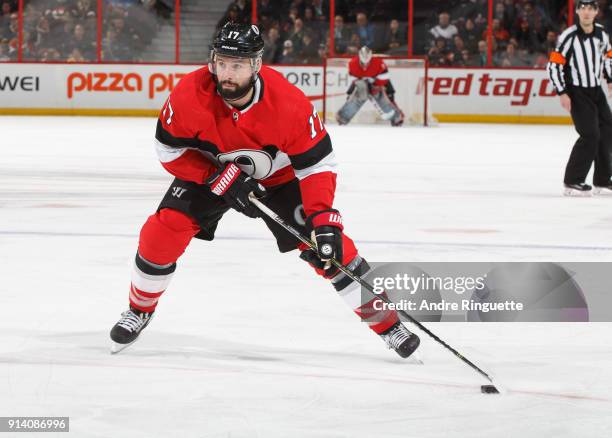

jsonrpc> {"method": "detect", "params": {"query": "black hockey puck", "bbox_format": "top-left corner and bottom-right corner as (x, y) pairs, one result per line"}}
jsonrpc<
(481, 384), (500, 394)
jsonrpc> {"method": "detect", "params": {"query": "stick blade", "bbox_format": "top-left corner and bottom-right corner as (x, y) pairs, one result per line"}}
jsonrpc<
(481, 384), (500, 394)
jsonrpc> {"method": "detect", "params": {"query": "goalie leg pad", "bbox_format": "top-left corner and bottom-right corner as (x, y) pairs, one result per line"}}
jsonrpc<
(369, 90), (404, 126)
(336, 80), (369, 125)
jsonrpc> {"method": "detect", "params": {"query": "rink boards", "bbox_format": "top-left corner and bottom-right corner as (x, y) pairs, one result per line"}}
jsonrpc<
(0, 62), (592, 123)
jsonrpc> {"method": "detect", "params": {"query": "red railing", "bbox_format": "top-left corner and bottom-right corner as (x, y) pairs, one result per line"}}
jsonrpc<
(8, 0), (576, 67)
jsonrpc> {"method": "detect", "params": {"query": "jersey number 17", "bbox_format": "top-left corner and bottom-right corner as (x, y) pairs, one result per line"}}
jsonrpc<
(308, 106), (324, 139)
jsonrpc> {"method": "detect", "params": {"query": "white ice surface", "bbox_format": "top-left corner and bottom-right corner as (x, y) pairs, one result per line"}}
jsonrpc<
(0, 117), (611, 437)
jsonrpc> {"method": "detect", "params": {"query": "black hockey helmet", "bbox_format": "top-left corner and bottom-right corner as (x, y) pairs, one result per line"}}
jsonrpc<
(576, 0), (598, 9)
(209, 22), (265, 101)
(212, 22), (264, 59)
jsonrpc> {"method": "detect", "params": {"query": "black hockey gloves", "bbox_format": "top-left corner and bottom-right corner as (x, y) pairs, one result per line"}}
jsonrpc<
(300, 209), (344, 277)
(207, 162), (266, 218)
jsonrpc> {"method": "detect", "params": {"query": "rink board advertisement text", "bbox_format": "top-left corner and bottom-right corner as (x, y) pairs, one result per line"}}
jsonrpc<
(0, 63), (575, 122)
(362, 262), (612, 322)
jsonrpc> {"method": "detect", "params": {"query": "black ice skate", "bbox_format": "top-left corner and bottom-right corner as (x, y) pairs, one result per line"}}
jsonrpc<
(110, 307), (154, 354)
(380, 322), (420, 358)
(563, 183), (592, 197)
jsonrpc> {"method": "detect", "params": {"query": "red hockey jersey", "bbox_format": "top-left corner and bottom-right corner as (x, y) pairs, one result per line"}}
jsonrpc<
(348, 56), (390, 86)
(155, 65), (336, 216)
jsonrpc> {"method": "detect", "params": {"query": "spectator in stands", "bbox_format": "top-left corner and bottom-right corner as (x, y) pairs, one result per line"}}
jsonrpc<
(456, 0), (486, 22)
(281, 5), (300, 36)
(316, 42), (326, 63)
(460, 48), (479, 66)
(299, 31), (318, 63)
(0, 37), (10, 61)
(35, 16), (51, 52)
(290, 17), (306, 53)
(428, 36), (450, 66)
(54, 20), (77, 59)
(67, 47), (85, 62)
(516, 0), (544, 39)
(217, 4), (241, 30)
(460, 18), (480, 53)
(382, 18), (406, 53)
(430, 11), (458, 43)
(477, 39), (487, 66)
(370, 0), (393, 21)
(355, 12), (374, 48)
(23, 3), (42, 34)
(540, 30), (557, 55)
(258, 0), (278, 24)
(494, 1), (512, 30)
(83, 9), (97, 38)
(514, 18), (538, 54)
(452, 35), (466, 60)
(346, 32), (361, 54)
(71, 0), (95, 20)
(0, 1), (13, 33)
(502, 0), (517, 28)
(303, 6), (318, 34)
(280, 39), (296, 63)
(230, 0), (250, 24)
(263, 26), (282, 64)
(47, 1), (73, 32)
(333, 15), (351, 54)
(66, 23), (95, 60)
(1, 11), (15, 41)
(0, 1), (11, 16)
(498, 40), (522, 67)
(490, 18), (510, 50)
(103, 27), (131, 61)
(40, 47), (61, 61)
(312, 0), (327, 23)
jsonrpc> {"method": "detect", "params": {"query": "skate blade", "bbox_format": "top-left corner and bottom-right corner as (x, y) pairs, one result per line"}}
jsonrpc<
(593, 188), (612, 196)
(409, 350), (424, 365)
(563, 188), (592, 197)
(110, 340), (138, 355)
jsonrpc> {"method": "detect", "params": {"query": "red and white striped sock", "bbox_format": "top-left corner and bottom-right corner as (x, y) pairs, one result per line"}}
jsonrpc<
(129, 252), (176, 313)
(331, 255), (399, 334)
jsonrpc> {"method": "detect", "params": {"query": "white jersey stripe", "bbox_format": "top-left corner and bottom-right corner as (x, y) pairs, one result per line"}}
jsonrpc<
(155, 138), (187, 163)
(293, 151), (338, 180)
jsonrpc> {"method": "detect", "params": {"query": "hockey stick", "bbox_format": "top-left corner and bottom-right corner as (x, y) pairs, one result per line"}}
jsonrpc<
(249, 194), (500, 394)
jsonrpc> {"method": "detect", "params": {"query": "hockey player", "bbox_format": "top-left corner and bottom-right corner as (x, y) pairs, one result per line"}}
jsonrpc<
(110, 23), (420, 358)
(336, 46), (404, 126)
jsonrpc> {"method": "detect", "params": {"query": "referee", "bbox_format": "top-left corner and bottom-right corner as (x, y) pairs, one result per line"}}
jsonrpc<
(547, 0), (612, 196)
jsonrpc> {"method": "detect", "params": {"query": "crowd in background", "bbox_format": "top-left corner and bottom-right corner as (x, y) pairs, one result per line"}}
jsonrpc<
(216, 0), (576, 66)
(421, 0), (570, 67)
(0, 0), (170, 62)
(4, 0), (612, 66)
(226, 0), (411, 64)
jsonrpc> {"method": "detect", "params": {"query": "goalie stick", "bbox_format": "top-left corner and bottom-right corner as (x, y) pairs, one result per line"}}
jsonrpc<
(249, 193), (500, 394)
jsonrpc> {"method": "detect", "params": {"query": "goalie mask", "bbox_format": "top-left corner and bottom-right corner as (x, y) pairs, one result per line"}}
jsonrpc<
(358, 46), (373, 68)
(209, 22), (265, 101)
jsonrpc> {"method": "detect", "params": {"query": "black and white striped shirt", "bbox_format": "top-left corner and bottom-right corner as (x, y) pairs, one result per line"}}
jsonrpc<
(547, 23), (612, 95)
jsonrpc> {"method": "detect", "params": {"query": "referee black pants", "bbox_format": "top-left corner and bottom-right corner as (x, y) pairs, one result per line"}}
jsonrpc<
(565, 86), (612, 186)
